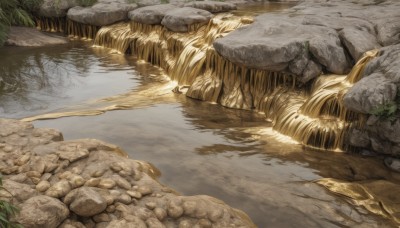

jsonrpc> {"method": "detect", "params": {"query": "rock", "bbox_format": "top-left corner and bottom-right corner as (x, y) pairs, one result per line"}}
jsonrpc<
(46, 179), (71, 198)
(146, 217), (164, 228)
(154, 207), (167, 221)
(66, 187), (107, 217)
(1, 180), (36, 202)
(93, 213), (111, 223)
(106, 218), (146, 228)
(127, 190), (142, 199)
(128, 4), (177, 25)
(384, 157), (400, 173)
(18, 196), (69, 228)
(98, 178), (116, 189)
(167, 199), (184, 218)
(137, 185), (153, 196)
(38, 0), (78, 17)
(36, 180), (51, 192)
(184, 1), (237, 13)
(339, 28), (381, 61)
(67, 2), (138, 26)
(58, 146), (89, 162)
(5, 27), (68, 47)
(375, 17), (400, 46)
(161, 7), (213, 32)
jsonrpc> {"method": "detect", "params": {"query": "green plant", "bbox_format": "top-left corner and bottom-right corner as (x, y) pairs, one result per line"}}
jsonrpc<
(0, 175), (22, 228)
(370, 91), (400, 121)
(76, 0), (97, 7)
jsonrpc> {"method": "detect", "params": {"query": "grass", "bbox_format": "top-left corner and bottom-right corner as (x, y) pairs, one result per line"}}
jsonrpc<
(0, 175), (22, 228)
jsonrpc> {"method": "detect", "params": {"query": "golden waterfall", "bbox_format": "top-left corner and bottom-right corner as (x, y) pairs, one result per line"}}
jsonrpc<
(33, 14), (378, 152)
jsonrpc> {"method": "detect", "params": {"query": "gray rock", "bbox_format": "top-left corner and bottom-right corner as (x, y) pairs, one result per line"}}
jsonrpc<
(65, 187), (107, 217)
(67, 2), (138, 26)
(128, 4), (177, 25)
(339, 28), (381, 61)
(136, 0), (162, 7)
(38, 0), (78, 17)
(184, 1), (237, 13)
(375, 16), (400, 46)
(18, 196), (69, 228)
(161, 7), (213, 32)
(5, 27), (67, 47)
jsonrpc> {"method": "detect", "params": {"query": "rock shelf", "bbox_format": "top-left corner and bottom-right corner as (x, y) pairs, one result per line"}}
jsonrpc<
(0, 118), (255, 227)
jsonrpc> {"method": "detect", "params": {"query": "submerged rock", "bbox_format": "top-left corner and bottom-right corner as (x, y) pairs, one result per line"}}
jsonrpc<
(0, 118), (256, 227)
(5, 27), (68, 47)
(161, 7), (213, 32)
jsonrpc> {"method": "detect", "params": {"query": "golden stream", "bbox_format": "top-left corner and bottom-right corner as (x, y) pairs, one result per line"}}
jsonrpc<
(30, 15), (400, 224)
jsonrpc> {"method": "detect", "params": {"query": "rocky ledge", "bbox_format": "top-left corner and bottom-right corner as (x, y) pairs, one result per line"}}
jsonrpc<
(5, 27), (68, 47)
(0, 118), (255, 227)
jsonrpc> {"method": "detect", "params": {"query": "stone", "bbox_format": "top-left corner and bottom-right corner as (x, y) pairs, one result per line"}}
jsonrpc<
(146, 217), (165, 228)
(67, 2), (138, 26)
(36, 180), (51, 192)
(98, 178), (116, 189)
(115, 193), (132, 204)
(138, 185), (153, 196)
(17, 196), (69, 228)
(154, 207), (167, 221)
(106, 218), (146, 228)
(46, 179), (71, 198)
(5, 27), (68, 47)
(184, 1), (237, 13)
(339, 28), (381, 61)
(128, 4), (177, 25)
(38, 0), (78, 17)
(127, 190), (142, 199)
(161, 7), (213, 32)
(58, 148), (89, 163)
(167, 199), (184, 218)
(93, 213), (111, 223)
(66, 187), (107, 217)
(384, 157), (400, 173)
(375, 17), (400, 46)
(2, 180), (36, 202)
(114, 175), (131, 189)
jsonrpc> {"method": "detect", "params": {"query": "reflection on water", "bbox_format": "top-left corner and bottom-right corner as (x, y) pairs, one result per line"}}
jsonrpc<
(1, 18), (400, 228)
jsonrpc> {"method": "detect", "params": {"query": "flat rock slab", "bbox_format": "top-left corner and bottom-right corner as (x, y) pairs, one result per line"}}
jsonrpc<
(161, 7), (213, 32)
(5, 27), (68, 47)
(68, 1), (138, 26)
(184, 1), (237, 13)
(128, 4), (178, 25)
(213, 0), (400, 82)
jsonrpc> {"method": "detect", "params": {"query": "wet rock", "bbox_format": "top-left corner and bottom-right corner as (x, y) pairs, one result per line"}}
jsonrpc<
(66, 187), (107, 217)
(5, 27), (68, 47)
(17, 195), (69, 228)
(184, 1), (237, 13)
(68, 1), (138, 26)
(128, 4), (177, 25)
(161, 7), (213, 32)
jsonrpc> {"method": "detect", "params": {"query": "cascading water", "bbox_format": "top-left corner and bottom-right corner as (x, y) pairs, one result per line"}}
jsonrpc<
(32, 14), (378, 152)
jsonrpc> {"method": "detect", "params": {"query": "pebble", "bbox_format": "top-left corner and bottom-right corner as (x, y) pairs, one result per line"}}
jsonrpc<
(36, 180), (51, 192)
(138, 185), (153, 196)
(127, 190), (142, 199)
(145, 202), (157, 210)
(85, 178), (100, 187)
(154, 208), (167, 221)
(98, 178), (116, 189)
(93, 213), (111, 223)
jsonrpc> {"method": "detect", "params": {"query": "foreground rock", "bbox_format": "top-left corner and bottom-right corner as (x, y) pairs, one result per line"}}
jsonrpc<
(0, 118), (255, 227)
(5, 27), (68, 47)
(161, 7), (214, 32)
(214, 0), (399, 83)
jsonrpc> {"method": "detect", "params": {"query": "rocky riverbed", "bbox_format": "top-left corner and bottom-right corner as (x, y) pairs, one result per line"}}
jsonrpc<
(0, 118), (255, 227)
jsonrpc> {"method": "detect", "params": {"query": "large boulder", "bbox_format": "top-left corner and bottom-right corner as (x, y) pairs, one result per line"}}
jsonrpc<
(67, 1), (138, 26)
(184, 1), (237, 13)
(161, 7), (213, 32)
(128, 4), (177, 25)
(17, 196), (69, 228)
(38, 0), (78, 17)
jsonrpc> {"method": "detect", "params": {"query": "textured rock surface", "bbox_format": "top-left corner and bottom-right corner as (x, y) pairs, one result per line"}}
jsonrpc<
(0, 118), (255, 227)
(161, 7), (213, 32)
(213, 0), (400, 83)
(68, 0), (138, 26)
(184, 1), (237, 13)
(38, 0), (78, 17)
(5, 27), (68, 47)
(128, 4), (177, 25)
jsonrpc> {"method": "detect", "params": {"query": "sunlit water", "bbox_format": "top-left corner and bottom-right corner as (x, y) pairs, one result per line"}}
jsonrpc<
(0, 4), (399, 228)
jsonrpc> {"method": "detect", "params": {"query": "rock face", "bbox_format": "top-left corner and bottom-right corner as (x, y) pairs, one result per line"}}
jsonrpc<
(344, 44), (400, 156)
(128, 4), (178, 25)
(161, 7), (213, 32)
(213, 0), (400, 83)
(5, 27), (68, 47)
(184, 1), (237, 13)
(68, 0), (138, 26)
(0, 118), (255, 227)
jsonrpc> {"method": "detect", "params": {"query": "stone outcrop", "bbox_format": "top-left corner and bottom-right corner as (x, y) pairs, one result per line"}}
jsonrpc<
(184, 1), (237, 13)
(68, 0), (138, 26)
(344, 44), (400, 156)
(213, 0), (400, 83)
(161, 7), (214, 32)
(128, 4), (178, 25)
(5, 27), (68, 47)
(38, 0), (78, 17)
(0, 118), (255, 227)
